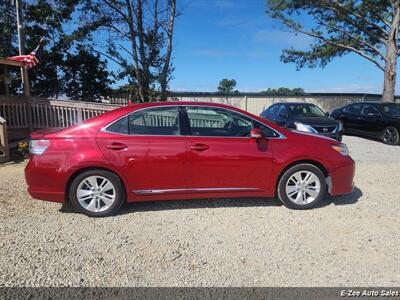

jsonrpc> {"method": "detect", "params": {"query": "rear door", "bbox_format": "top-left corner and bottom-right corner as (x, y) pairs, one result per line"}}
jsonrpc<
(183, 105), (276, 193)
(96, 106), (189, 196)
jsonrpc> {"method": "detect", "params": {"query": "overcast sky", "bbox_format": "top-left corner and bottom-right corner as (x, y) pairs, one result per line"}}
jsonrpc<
(167, 0), (399, 94)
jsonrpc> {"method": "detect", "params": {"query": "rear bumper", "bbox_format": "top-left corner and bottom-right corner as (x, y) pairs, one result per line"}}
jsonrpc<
(27, 187), (65, 203)
(329, 156), (355, 196)
(25, 156), (68, 203)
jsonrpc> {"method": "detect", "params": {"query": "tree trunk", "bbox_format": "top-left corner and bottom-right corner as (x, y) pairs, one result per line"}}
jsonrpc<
(160, 0), (176, 101)
(382, 2), (399, 102)
(382, 52), (397, 102)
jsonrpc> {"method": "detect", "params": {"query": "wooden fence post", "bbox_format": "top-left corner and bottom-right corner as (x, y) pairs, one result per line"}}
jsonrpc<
(0, 116), (10, 163)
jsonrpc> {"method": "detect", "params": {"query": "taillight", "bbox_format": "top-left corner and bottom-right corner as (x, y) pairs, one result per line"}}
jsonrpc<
(29, 139), (50, 155)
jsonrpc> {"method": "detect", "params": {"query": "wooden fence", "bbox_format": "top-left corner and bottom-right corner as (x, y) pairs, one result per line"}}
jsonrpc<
(0, 96), (120, 130)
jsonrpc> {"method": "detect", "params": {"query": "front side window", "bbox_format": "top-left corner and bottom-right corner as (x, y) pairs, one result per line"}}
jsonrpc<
(277, 105), (289, 117)
(129, 107), (181, 135)
(254, 121), (279, 137)
(186, 106), (253, 137)
(265, 105), (278, 117)
(362, 105), (379, 116)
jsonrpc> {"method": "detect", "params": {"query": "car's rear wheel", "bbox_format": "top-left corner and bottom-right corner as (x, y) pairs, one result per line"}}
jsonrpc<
(277, 164), (327, 209)
(69, 170), (125, 217)
(381, 126), (400, 145)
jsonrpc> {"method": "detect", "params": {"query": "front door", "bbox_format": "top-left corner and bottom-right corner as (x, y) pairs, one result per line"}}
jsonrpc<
(183, 106), (275, 193)
(359, 104), (385, 137)
(96, 106), (188, 195)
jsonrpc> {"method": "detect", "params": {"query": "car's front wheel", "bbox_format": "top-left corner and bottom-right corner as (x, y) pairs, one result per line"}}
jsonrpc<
(381, 126), (400, 145)
(277, 164), (327, 209)
(69, 169), (125, 217)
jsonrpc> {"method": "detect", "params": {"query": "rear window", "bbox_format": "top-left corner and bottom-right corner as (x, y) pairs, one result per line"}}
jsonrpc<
(345, 104), (362, 114)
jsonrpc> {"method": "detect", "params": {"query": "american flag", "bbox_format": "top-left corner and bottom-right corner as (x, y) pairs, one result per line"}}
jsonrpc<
(8, 38), (45, 68)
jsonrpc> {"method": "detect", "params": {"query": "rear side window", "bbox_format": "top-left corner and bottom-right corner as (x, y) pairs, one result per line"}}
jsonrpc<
(129, 107), (180, 135)
(106, 116), (129, 134)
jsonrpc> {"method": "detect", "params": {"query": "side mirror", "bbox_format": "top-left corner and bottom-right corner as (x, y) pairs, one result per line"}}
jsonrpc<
(325, 112), (330, 116)
(250, 128), (265, 140)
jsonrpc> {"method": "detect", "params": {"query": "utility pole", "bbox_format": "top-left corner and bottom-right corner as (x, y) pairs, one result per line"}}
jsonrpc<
(15, 0), (30, 96)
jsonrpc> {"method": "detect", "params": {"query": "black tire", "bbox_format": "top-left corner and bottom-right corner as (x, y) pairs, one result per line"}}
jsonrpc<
(277, 163), (327, 210)
(69, 169), (125, 217)
(381, 126), (400, 145)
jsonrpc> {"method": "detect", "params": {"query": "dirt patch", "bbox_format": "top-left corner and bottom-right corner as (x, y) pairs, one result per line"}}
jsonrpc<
(0, 136), (399, 286)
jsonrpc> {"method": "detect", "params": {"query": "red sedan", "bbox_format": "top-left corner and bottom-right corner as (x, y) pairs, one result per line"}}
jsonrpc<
(25, 102), (355, 217)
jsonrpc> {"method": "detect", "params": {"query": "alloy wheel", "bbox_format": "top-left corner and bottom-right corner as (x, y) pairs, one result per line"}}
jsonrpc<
(285, 171), (321, 205)
(76, 176), (116, 212)
(382, 127), (400, 145)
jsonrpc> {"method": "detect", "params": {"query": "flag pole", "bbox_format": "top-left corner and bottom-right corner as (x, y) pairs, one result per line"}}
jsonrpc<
(15, 0), (30, 96)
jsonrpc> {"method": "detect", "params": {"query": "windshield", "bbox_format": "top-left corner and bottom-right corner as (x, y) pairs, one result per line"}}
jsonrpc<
(288, 104), (325, 117)
(379, 103), (400, 116)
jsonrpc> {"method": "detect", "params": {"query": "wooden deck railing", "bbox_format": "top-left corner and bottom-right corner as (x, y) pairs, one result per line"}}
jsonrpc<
(0, 96), (120, 130)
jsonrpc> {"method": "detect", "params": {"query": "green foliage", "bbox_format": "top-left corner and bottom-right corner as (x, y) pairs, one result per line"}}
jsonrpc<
(261, 87), (305, 95)
(0, 0), (113, 100)
(218, 78), (237, 93)
(266, 0), (397, 71)
(63, 45), (114, 101)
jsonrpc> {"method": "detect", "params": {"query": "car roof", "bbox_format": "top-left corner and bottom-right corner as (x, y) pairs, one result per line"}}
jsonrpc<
(272, 102), (318, 106)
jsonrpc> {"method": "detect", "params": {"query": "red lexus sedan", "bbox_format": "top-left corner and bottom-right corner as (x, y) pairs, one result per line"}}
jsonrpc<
(25, 102), (355, 217)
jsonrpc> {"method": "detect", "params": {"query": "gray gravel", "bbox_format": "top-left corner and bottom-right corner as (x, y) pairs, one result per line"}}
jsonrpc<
(0, 136), (399, 287)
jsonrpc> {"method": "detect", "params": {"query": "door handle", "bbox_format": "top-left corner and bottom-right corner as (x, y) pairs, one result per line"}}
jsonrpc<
(190, 143), (209, 151)
(106, 142), (127, 150)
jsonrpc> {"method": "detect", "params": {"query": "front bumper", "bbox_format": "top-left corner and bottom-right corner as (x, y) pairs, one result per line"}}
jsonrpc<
(321, 132), (342, 141)
(329, 156), (355, 196)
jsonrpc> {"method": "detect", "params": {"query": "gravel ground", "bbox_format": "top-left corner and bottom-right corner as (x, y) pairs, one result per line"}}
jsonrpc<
(0, 136), (399, 287)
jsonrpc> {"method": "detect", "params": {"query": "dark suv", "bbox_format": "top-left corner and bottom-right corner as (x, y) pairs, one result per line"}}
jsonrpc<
(330, 102), (400, 145)
(260, 102), (343, 141)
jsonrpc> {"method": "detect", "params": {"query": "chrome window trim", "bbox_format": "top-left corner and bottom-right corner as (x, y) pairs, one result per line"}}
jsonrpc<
(133, 187), (262, 195)
(101, 104), (286, 139)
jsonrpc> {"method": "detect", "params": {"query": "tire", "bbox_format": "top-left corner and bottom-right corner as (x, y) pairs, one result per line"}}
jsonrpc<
(277, 163), (327, 210)
(69, 169), (125, 217)
(381, 126), (400, 145)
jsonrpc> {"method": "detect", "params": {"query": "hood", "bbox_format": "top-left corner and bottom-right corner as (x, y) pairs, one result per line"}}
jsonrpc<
(293, 116), (338, 126)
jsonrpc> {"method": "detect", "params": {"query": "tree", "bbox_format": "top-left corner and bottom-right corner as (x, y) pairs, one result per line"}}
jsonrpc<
(63, 45), (114, 101)
(266, 0), (400, 102)
(1, 0), (113, 100)
(218, 78), (237, 93)
(80, 0), (178, 102)
(262, 87), (305, 95)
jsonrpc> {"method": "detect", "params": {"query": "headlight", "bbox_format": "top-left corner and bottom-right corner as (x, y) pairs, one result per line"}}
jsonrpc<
(294, 121), (318, 133)
(331, 143), (349, 156)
